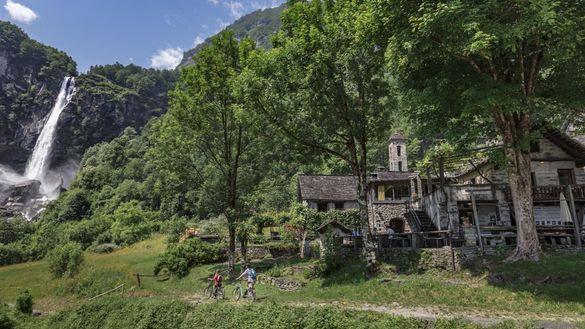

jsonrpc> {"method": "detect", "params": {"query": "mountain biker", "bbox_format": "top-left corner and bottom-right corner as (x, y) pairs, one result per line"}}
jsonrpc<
(236, 264), (256, 296)
(212, 270), (222, 295)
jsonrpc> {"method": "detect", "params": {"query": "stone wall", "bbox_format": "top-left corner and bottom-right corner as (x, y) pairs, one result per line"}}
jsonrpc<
(368, 203), (411, 234)
(377, 247), (480, 272)
(235, 244), (299, 260)
(257, 275), (305, 291)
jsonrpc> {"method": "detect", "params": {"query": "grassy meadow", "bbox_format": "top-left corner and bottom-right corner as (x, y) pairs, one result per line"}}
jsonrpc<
(1, 236), (585, 328)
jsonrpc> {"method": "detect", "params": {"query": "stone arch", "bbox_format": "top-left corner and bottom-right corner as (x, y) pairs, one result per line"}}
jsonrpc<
(389, 217), (406, 233)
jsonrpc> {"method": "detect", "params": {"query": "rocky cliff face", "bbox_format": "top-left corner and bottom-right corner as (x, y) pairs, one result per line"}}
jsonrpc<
(0, 21), (176, 176)
(50, 74), (169, 168)
(0, 21), (77, 173)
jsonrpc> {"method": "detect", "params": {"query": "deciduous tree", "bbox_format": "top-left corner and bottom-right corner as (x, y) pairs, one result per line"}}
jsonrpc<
(378, 0), (585, 260)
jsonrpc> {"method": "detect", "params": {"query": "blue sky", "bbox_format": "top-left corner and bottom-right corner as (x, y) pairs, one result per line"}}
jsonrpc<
(1, 0), (284, 72)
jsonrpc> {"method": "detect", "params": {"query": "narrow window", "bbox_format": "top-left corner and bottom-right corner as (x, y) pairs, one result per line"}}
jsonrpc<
(398, 161), (403, 172)
(397, 145), (401, 157)
(531, 172), (537, 187)
(335, 202), (344, 210)
(317, 203), (328, 212)
(377, 185), (385, 201)
(558, 169), (575, 186)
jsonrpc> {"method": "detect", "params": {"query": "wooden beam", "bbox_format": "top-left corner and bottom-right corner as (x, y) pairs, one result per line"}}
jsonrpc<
(470, 191), (484, 252)
(439, 157), (445, 189)
(566, 185), (582, 249)
(426, 168), (432, 194)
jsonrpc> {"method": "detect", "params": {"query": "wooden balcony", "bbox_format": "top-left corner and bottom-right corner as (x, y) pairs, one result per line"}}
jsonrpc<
(505, 185), (585, 202)
(533, 185), (585, 201)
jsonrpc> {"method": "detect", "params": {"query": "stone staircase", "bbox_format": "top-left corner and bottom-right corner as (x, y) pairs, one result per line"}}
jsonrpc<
(405, 209), (438, 232)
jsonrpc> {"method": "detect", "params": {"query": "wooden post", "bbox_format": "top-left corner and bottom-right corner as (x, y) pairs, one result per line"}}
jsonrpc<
(470, 191), (484, 253)
(439, 157), (445, 190)
(448, 232), (456, 271)
(566, 185), (582, 249)
(135, 273), (141, 288)
(426, 168), (432, 194)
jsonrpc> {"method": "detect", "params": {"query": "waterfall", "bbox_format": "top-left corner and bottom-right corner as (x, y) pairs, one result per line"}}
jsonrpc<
(24, 77), (75, 185)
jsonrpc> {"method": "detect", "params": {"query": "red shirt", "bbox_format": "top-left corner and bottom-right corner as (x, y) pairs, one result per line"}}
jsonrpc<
(213, 273), (222, 286)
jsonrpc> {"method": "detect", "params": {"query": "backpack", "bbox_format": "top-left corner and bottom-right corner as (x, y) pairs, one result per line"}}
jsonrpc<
(248, 268), (256, 280)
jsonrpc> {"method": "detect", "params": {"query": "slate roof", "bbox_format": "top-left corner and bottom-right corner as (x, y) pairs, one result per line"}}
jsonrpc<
(451, 129), (585, 178)
(389, 132), (406, 141)
(545, 129), (585, 167)
(316, 220), (352, 234)
(298, 175), (358, 202)
(367, 171), (415, 182)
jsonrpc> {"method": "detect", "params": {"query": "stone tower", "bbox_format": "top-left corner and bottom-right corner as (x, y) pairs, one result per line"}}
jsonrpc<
(388, 133), (408, 172)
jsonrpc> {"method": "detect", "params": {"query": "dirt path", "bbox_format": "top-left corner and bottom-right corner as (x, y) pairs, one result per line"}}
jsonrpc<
(183, 291), (580, 328)
(286, 301), (580, 329)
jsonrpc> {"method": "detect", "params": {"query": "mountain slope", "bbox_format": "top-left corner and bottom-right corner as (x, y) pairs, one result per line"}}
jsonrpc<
(0, 21), (77, 171)
(179, 4), (284, 67)
(0, 21), (177, 174)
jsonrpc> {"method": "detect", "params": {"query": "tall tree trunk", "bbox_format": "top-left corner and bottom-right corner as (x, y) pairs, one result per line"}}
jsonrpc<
(358, 173), (379, 278)
(497, 114), (542, 261)
(227, 226), (236, 275)
(240, 237), (248, 268)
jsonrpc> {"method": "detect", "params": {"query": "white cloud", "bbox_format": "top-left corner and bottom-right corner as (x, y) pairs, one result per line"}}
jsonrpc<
(150, 47), (183, 69)
(164, 15), (176, 27)
(193, 36), (205, 47)
(209, 0), (282, 20)
(225, 1), (245, 19)
(4, 0), (38, 24)
(250, 0), (279, 11)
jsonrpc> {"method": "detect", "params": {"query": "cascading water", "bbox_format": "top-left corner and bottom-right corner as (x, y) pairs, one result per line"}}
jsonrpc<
(24, 77), (75, 195)
(0, 77), (76, 219)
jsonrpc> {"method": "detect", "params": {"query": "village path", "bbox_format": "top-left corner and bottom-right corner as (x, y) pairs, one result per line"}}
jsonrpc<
(287, 301), (580, 329)
(184, 293), (580, 329)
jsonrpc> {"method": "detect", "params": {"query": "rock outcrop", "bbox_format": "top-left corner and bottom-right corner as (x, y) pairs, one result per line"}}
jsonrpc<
(0, 21), (77, 173)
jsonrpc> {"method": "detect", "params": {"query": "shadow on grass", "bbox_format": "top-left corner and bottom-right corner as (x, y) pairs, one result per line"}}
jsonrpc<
(462, 250), (585, 305)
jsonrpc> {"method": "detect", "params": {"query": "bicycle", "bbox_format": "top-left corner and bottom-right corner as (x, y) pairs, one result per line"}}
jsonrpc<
(204, 279), (224, 299)
(232, 280), (256, 302)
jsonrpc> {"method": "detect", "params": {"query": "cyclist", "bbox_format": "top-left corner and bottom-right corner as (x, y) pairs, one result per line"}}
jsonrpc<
(212, 270), (222, 296)
(236, 264), (256, 297)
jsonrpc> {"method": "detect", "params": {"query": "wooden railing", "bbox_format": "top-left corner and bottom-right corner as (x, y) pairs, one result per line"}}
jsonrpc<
(506, 185), (585, 201)
(571, 185), (585, 199)
(533, 186), (562, 201)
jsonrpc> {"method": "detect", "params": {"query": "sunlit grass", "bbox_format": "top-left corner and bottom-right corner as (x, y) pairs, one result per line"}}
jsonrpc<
(1, 236), (585, 322)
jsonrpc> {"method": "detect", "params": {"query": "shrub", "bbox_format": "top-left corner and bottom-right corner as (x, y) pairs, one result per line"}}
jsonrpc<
(264, 264), (287, 277)
(110, 201), (154, 245)
(15, 290), (33, 315)
(266, 242), (299, 258)
(47, 242), (84, 278)
(0, 216), (34, 244)
(66, 216), (112, 249)
(154, 238), (226, 278)
(87, 243), (119, 254)
(159, 216), (189, 243)
(0, 243), (25, 266)
(59, 270), (127, 298)
(0, 309), (13, 329)
(318, 232), (343, 276)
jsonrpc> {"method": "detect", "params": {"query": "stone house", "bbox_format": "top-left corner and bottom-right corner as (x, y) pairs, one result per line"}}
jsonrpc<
(298, 129), (585, 248)
(297, 175), (359, 211)
(298, 134), (428, 236)
(421, 129), (585, 246)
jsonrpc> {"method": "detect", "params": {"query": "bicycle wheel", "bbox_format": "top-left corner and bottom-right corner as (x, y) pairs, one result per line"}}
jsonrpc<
(204, 285), (213, 299)
(216, 286), (225, 299)
(232, 285), (241, 302)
